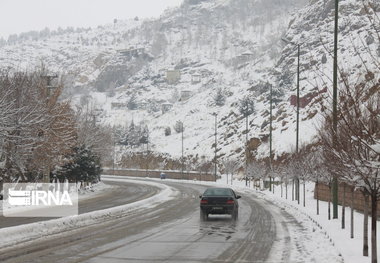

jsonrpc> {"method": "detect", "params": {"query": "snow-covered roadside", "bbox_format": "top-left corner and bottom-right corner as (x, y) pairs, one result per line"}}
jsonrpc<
(232, 184), (343, 263)
(218, 178), (377, 263)
(0, 176), (178, 249)
(133, 175), (372, 263)
(258, 182), (377, 263)
(0, 181), (115, 215)
(0, 174), (374, 263)
(78, 181), (115, 200)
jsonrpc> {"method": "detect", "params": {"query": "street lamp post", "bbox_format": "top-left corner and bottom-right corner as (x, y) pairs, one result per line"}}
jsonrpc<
(269, 84), (273, 192)
(282, 38), (301, 203)
(213, 113), (218, 182)
(296, 43), (301, 205)
(146, 132), (149, 177)
(42, 74), (58, 183)
(113, 127), (116, 172)
(181, 121), (184, 178)
(332, 0), (339, 220)
(245, 110), (249, 187)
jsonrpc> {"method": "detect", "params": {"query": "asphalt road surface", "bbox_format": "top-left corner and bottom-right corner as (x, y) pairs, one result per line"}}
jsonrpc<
(0, 180), (159, 228)
(0, 177), (338, 263)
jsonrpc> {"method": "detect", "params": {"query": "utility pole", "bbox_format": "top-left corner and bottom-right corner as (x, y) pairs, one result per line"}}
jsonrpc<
(296, 44), (300, 205)
(146, 132), (149, 177)
(269, 84), (273, 192)
(113, 126), (116, 172)
(42, 74), (58, 183)
(245, 108), (248, 187)
(281, 38), (302, 203)
(332, 0), (339, 219)
(214, 113), (217, 182)
(181, 121), (184, 178)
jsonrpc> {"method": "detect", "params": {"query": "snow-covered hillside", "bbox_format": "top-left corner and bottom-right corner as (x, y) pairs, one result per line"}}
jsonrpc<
(1, 0), (378, 165)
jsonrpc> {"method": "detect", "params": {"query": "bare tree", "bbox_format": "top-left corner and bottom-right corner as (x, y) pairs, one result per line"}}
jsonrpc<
(222, 157), (240, 185)
(286, 154), (302, 205)
(319, 71), (380, 260)
(197, 156), (212, 181)
(0, 69), (77, 182)
(75, 108), (113, 162)
(246, 160), (265, 189)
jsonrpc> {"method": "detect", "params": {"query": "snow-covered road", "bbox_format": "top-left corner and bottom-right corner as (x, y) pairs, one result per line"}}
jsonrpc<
(0, 179), (160, 228)
(0, 176), (343, 263)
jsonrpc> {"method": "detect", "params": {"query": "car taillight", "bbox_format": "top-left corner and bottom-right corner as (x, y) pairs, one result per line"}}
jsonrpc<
(200, 199), (208, 204)
(226, 200), (234, 204)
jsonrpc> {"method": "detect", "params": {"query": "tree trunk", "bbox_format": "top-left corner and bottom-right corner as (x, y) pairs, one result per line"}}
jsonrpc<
(351, 186), (354, 238)
(292, 179), (294, 201)
(371, 193), (377, 263)
(303, 180), (306, 207)
(296, 179), (299, 203)
(342, 183), (346, 229)
(297, 178), (300, 205)
(286, 181), (288, 199)
(269, 177), (272, 192)
(281, 181), (283, 198)
(328, 185), (332, 220)
(364, 192), (369, 257)
(316, 180), (320, 215)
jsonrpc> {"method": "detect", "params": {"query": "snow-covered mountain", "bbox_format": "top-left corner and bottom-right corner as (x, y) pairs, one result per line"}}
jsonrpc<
(1, 0), (378, 164)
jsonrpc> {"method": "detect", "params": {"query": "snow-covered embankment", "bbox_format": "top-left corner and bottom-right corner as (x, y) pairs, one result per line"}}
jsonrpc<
(0, 175), (178, 249)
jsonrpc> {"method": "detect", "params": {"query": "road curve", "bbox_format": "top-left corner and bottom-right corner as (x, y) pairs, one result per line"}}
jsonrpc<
(0, 180), (159, 228)
(0, 178), (284, 263)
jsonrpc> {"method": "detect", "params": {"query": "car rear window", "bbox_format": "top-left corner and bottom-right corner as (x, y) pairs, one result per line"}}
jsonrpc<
(203, 188), (233, 196)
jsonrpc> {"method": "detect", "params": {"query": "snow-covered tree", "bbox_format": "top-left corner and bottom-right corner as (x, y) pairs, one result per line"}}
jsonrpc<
(54, 145), (102, 184)
(127, 120), (141, 146)
(239, 95), (255, 117)
(245, 160), (267, 188)
(114, 121), (149, 148)
(147, 100), (160, 113)
(174, 120), (184, 133)
(139, 125), (149, 145)
(0, 69), (77, 182)
(222, 157), (240, 184)
(75, 108), (113, 161)
(127, 93), (138, 110)
(198, 155), (212, 180)
(165, 127), (171, 136)
(214, 88), (226, 106)
(319, 69), (380, 260)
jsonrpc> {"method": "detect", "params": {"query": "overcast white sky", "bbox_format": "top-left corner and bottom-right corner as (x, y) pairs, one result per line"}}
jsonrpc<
(0, 0), (183, 39)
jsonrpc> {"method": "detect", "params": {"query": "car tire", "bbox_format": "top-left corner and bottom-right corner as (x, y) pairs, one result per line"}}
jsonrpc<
(232, 209), (238, 221)
(200, 210), (208, 221)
